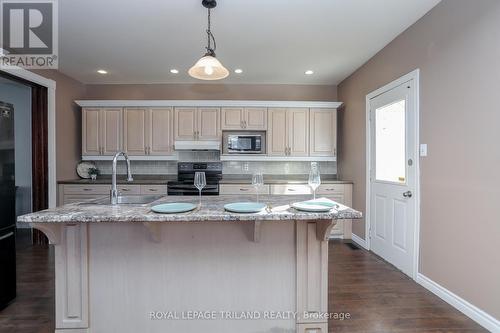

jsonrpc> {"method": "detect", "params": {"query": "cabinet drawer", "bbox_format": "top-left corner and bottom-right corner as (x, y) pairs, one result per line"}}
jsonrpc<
(117, 185), (141, 195)
(63, 195), (103, 205)
(220, 184), (269, 195)
(317, 184), (345, 195)
(63, 184), (111, 195)
(270, 184), (312, 195)
(140, 185), (168, 195)
(323, 194), (345, 205)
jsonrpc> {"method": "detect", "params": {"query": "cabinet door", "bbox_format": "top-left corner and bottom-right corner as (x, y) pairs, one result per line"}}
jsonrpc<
(123, 108), (147, 155)
(221, 108), (244, 130)
(288, 108), (309, 156)
(245, 108), (267, 130)
(82, 108), (101, 155)
(148, 108), (173, 155)
(175, 107), (196, 140)
(267, 108), (287, 156)
(101, 108), (122, 155)
(197, 108), (220, 140)
(309, 108), (337, 157)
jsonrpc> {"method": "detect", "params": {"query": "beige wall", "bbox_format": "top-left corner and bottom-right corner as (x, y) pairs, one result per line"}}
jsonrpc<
(338, 0), (500, 320)
(32, 70), (87, 181)
(85, 84), (337, 101)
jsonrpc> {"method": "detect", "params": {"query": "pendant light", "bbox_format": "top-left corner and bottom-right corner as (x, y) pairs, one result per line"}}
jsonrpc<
(188, 0), (229, 80)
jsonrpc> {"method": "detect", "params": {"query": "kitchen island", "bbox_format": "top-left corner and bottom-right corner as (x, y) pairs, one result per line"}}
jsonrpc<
(18, 195), (361, 333)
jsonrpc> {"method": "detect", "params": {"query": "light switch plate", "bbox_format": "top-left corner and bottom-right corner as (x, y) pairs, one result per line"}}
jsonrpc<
(420, 144), (428, 157)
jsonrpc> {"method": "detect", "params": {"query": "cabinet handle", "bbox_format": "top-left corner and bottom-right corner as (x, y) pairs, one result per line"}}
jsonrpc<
(121, 188), (130, 192)
(287, 188), (296, 192)
(83, 188), (92, 191)
(240, 121), (244, 129)
(148, 189), (158, 192)
(239, 188), (250, 191)
(325, 188), (335, 191)
(243, 120), (247, 128)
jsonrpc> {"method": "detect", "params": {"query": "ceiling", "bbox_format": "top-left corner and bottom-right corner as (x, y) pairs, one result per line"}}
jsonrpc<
(58, 0), (441, 85)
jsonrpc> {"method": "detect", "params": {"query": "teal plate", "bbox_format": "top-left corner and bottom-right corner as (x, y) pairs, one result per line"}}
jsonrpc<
(291, 200), (336, 212)
(151, 203), (197, 214)
(224, 202), (267, 213)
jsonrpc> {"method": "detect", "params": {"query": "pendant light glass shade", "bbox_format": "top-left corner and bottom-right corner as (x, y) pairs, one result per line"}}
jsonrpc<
(188, 55), (229, 80)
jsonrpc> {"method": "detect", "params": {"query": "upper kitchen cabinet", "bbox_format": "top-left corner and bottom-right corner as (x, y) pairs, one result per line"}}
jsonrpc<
(221, 107), (267, 130)
(124, 107), (174, 156)
(175, 107), (220, 140)
(175, 107), (197, 140)
(123, 108), (147, 155)
(221, 108), (244, 130)
(268, 108), (309, 156)
(82, 108), (122, 156)
(197, 108), (220, 140)
(287, 108), (309, 156)
(267, 108), (288, 156)
(148, 108), (174, 155)
(309, 108), (337, 157)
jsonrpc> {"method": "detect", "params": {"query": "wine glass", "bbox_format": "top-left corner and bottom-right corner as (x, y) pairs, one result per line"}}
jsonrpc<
(252, 172), (264, 202)
(308, 162), (321, 200)
(194, 172), (206, 206)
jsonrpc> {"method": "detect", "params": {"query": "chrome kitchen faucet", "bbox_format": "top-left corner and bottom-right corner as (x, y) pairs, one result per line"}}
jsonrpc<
(110, 151), (134, 204)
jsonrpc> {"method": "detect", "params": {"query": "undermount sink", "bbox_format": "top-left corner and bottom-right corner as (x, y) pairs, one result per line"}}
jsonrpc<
(80, 195), (163, 205)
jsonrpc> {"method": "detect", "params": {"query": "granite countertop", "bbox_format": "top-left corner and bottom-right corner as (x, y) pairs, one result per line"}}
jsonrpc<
(58, 174), (352, 185)
(18, 195), (362, 223)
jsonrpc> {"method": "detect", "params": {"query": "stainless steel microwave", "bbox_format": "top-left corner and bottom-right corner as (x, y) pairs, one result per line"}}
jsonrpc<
(222, 131), (266, 154)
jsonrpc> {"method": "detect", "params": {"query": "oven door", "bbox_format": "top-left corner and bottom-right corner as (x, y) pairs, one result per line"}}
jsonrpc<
(223, 132), (266, 154)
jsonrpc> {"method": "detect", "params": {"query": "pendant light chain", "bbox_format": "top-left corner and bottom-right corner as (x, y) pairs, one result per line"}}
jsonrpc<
(206, 8), (216, 56)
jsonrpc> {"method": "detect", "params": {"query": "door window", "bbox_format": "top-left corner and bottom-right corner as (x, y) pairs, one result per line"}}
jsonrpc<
(375, 99), (406, 184)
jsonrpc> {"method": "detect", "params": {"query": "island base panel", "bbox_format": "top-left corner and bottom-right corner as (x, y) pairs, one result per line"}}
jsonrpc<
(37, 221), (331, 333)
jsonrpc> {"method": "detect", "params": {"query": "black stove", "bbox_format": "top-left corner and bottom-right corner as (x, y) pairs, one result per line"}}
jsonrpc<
(167, 162), (222, 196)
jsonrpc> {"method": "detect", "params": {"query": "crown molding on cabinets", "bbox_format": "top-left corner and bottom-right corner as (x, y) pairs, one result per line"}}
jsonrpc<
(75, 100), (343, 109)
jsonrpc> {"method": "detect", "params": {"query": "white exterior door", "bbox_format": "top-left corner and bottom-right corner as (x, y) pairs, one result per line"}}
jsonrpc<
(369, 79), (417, 277)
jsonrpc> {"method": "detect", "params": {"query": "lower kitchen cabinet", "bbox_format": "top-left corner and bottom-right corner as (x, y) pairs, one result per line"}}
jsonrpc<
(219, 184), (270, 195)
(58, 184), (168, 205)
(270, 183), (352, 239)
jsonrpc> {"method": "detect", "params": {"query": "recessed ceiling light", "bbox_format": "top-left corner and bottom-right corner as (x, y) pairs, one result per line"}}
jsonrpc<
(170, 69), (179, 74)
(97, 69), (108, 74)
(234, 69), (243, 74)
(305, 70), (314, 75)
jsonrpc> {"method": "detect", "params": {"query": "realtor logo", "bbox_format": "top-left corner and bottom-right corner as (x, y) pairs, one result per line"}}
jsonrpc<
(0, 0), (58, 68)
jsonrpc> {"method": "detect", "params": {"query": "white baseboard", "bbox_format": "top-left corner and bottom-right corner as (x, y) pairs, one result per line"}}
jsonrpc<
(351, 233), (369, 250)
(417, 273), (500, 333)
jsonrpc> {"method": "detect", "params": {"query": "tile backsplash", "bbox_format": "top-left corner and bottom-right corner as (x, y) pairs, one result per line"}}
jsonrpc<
(94, 151), (336, 175)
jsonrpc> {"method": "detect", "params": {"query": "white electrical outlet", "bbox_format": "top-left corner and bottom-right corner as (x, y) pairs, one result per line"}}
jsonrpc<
(242, 162), (249, 172)
(420, 144), (428, 157)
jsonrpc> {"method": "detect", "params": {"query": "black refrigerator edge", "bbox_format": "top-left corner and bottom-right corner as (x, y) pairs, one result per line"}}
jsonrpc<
(0, 100), (16, 309)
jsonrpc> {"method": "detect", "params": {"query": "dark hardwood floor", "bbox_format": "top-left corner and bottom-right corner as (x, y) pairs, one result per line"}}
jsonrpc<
(0, 234), (487, 333)
(328, 240), (486, 333)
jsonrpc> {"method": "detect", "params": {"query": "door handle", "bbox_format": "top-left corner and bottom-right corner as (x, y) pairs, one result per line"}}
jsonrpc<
(403, 191), (412, 198)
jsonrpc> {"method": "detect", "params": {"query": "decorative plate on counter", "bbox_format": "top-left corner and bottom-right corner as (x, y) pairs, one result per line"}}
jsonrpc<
(224, 202), (267, 213)
(291, 198), (338, 212)
(151, 203), (197, 214)
(76, 161), (97, 179)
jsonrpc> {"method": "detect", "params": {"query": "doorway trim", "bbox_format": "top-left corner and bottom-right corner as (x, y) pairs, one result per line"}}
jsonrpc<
(1, 67), (57, 208)
(364, 69), (420, 279)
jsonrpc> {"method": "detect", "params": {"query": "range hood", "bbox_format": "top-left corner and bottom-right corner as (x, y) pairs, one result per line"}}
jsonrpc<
(174, 140), (221, 151)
